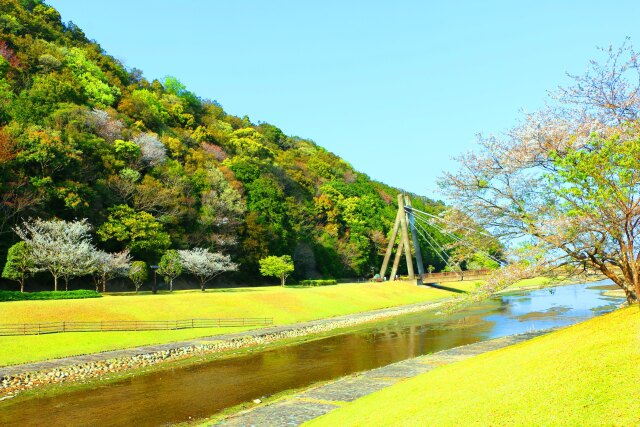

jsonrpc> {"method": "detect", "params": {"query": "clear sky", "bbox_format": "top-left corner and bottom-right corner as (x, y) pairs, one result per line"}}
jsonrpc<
(50, 0), (640, 197)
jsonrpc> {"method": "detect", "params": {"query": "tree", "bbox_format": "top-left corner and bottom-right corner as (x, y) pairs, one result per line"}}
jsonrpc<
(133, 133), (167, 167)
(129, 260), (148, 292)
(113, 140), (141, 164)
(440, 43), (640, 305)
(259, 255), (294, 286)
(89, 108), (123, 142)
(2, 241), (38, 292)
(158, 249), (182, 292)
(178, 248), (238, 291)
(91, 250), (131, 292)
(97, 205), (171, 260)
(14, 218), (96, 291)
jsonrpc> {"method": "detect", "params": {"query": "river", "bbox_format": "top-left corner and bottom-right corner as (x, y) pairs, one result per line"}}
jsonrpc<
(0, 280), (623, 426)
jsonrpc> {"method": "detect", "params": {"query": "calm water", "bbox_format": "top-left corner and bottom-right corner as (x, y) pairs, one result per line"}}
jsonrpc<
(0, 280), (623, 426)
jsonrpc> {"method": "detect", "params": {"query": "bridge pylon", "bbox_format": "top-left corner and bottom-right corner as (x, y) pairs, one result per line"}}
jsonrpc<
(379, 194), (425, 283)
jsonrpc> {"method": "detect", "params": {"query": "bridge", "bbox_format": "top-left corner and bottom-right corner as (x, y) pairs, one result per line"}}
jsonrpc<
(379, 194), (498, 285)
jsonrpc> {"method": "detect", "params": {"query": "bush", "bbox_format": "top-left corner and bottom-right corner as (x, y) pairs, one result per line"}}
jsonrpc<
(0, 290), (102, 302)
(298, 279), (337, 287)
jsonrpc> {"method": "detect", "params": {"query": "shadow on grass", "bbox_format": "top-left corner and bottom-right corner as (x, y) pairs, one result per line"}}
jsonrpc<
(105, 288), (263, 297)
(421, 283), (469, 294)
(286, 284), (339, 290)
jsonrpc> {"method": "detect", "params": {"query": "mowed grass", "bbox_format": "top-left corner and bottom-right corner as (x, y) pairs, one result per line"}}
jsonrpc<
(307, 306), (640, 427)
(0, 281), (464, 366)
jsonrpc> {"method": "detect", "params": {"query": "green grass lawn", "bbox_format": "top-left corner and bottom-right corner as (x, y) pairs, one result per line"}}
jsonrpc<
(306, 305), (640, 427)
(0, 281), (466, 366)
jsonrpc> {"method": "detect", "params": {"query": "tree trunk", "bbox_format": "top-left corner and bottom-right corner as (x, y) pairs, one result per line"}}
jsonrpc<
(102, 273), (107, 293)
(64, 278), (69, 291)
(624, 287), (638, 305)
(169, 278), (173, 292)
(201, 280), (205, 292)
(20, 279), (24, 293)
(281, 274), (285, 287)
(54, 275), (58, 292)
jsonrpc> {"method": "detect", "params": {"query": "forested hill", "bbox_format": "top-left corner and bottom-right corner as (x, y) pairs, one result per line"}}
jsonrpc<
(0, 0), (447, 281)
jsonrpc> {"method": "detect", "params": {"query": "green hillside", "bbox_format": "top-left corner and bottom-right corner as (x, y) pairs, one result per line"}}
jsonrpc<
(0, 0), (454, 284)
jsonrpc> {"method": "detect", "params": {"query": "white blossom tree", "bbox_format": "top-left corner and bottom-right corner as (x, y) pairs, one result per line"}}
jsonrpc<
(178, 248), (238, 291)
(440, 42), (640, 305)
(134, 132), (167, 167)
(91, 249), (132, 292)
(90, 108), (123, 143)
(14, 218), (97, 291)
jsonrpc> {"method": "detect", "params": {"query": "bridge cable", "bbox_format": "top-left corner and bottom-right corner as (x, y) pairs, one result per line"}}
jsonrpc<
(409, 210), (503, 265)
(411, 212), (503, 266)
(407, 207), (493, 237)
(411, 216), (460, 272)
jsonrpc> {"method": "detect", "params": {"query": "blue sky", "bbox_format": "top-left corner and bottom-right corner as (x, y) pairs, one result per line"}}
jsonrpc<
(50, 1), (640, 197)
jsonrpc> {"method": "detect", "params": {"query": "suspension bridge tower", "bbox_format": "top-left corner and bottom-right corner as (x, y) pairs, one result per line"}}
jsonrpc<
(379, 194), (426, 283)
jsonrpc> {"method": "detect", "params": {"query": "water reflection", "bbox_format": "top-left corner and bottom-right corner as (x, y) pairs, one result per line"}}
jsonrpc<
(0, 280), (623, 427)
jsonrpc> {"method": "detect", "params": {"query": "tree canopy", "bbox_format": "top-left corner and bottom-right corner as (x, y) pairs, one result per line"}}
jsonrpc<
(0, 0), (451, 285)
(441, 42), (640, 305)
(259, 255), (295, 286)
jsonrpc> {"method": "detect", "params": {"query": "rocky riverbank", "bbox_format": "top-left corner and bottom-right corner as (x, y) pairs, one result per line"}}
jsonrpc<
(0, 299), (451, 397)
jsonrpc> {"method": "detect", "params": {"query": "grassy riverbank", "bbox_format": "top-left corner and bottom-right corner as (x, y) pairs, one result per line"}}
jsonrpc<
(306, 305), (640, 426)
(0, 281), (475, 366)
(0, 276), (580, 367)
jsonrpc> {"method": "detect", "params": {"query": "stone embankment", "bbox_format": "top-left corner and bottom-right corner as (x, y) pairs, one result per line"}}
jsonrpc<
(0, 299), (450, 397)
(219, 328), (554, 426)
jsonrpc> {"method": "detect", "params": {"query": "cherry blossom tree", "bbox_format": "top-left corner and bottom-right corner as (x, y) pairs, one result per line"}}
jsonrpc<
(134, 132), (167, 167)
(14, 218), (96, 291)
(90, 108), (123, 143)
(441, 42), (640, 305)
(178, 248), (238, 291)
(91, 249), (131, 292)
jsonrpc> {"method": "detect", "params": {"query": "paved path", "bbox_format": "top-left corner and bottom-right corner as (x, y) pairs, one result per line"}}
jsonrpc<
(218, 329), (552, 426)
(0, 299), (449, 379)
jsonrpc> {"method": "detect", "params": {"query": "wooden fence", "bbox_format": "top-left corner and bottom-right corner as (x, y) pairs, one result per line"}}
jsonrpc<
(0, 317), (273, 336)
(421, 269), (492, 282)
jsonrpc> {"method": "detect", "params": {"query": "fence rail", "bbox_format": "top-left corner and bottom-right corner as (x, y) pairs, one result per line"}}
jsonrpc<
(422, 269), (491, 278)
(421, 269), (492, 282)
(0, 317), (273, 336)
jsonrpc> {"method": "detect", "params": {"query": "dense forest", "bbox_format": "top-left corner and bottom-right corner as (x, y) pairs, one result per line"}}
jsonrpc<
(0, 0), (467, 287)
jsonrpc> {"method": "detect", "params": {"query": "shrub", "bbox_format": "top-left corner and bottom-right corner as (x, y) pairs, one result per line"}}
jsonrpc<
(298, 279), (337, 287)
(0, 290), (102, 302)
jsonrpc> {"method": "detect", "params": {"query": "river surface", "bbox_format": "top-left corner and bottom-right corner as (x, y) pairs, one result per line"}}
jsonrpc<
(0, 280), (623, 427)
